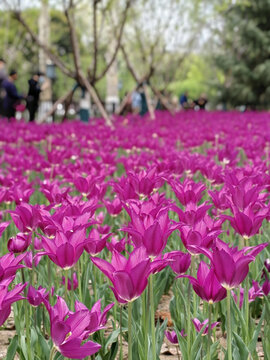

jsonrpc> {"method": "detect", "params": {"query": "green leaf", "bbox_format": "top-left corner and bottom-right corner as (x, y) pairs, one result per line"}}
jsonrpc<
(230, 295), (247, 340)
(5, 335), (18, 360)
(248, 306), (265, 354)
(233, 332), (249, 360)
(175, 328), (188, 360)
(190, 324), (208, 359)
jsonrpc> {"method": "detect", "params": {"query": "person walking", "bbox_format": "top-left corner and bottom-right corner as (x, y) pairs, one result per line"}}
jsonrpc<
(26, 72), (43, 122)
(0, 58), (7, 117)
(2, 70), (24, 121)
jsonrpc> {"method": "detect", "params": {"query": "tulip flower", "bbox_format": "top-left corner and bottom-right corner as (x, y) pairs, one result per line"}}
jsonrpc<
(0, 279), (27, 326)
(178, 261), (226, 303)
(104, 197), (122, 216)
(165, 330), (178, 344)
(27, 285), (49, 307)
(164, 251), (191, 275)
(62, 272), (78, 291)
(42, 230), (87, 269)
(44, 296), (101, 359)
(169, 178), (206, 205)
(122, 208), (176, 257)
(198, 240), (269, 290)
(0, 253), (26, 284)
(74, 299), (114, 335)
(9, 203), (40, 233)
(91, 247), (151, 303)
(84, 229), (111, 256)
(8, 232), (31, 253)
(192, 318), (219, 336)
(0, 221), (10, 237)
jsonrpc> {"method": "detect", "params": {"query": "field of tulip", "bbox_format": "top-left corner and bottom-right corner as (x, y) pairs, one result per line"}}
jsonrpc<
(0, 110), (270, 360)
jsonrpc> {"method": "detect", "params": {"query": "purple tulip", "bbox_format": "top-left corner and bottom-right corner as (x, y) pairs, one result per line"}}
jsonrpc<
(0, 279), (27, 326)
(74, 299), (114, 335)
(62, 272), (78, 291)
(84, 229), (111, 256)
(44, 296), (101, 359)
(192, 318), (219, 336)
(179, 261), (226, 303)
(0, 253), (26, 284)
(164, 251), (191, 275)
(91, 247), (151, 303)
(104, 198), (122, 216)
(42, 230), (86, 269)
(9, 203), (40, 233)
(0, 222), (10, 237)
(165, 330), (178, 344)
(8, 232), (31, 253)
(27, 285), (49, 307)
(122, 208), (176, 257)
(199, 240), (269, 290)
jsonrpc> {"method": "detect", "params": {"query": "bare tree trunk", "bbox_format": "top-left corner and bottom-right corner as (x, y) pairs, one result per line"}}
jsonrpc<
(39, 89), (74, 123)
(150, 84), (175, 115)
(82, 77), (112, 127)
(143, 83), (155, 120)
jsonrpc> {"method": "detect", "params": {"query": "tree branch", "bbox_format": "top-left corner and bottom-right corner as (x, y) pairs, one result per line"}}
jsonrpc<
(94, 0), (132, 83)
(13, 11), (75, 78)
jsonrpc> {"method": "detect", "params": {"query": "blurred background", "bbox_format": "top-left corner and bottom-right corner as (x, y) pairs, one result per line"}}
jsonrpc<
(0, 0), (269, 118)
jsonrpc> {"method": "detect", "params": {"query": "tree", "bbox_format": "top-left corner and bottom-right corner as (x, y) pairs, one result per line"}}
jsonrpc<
(214, 0), (270, 109)
(3, 0), (133, 125)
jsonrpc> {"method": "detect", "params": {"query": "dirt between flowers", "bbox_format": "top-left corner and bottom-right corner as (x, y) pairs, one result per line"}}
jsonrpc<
(0, 295), (265, 360)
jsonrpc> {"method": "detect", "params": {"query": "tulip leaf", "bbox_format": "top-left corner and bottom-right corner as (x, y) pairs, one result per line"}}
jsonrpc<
(210, 340), (220, 359)
(230, 295), (247, 340)
(156, 318), (168, 356)
(248, 305), (265, 354)
(5, 335), (18, 360)
(233, 332), (249, 360)
(175, 328), (188, 360)
(190, 323), (207, 359)
(37, 333), (50, 360)
(105, 328), (127, 349)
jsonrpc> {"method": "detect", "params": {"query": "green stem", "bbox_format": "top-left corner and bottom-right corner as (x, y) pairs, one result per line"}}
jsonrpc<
(207, 303), (212, 360)
(71, 270), (74, 311)
(150, 274), (156, 360)
(227, 289), (232, 360)
(191, 255), (197, 317)
(25, 300), (32, 360)
(77, 260), (82, 302)
(119, 305), (123, 360)
(64, 270), (68, 305)
(128, 301), (133, 360)
(93, 263), (98, 303)
(49, 347), (56, 360)
(244, 277), (249, 343)
(187, 279), (191, 355)
(31, 231), (35, 286)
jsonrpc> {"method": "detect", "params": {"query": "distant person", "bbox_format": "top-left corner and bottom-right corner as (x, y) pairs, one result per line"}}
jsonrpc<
(26, 72), (43, 122)
(139, 86), (148, 116)
(179, 91), (189, 110)
(131, 90), (141, 114)
(2, 70), (24, 121)
(0, 58), (7, 116)
(194, 93), (208, 110)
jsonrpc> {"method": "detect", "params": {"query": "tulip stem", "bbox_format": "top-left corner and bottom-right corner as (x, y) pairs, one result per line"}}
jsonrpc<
(244, 277), (249, 343)
(187, 279), (191, 355)
(64, 270), (68, 304)
(31, 231), (35, 286)
(119, 305), (123, 360)
(77, 260), (82, 302)
(71, 270), (74, 311)
(207, 303), (212, 360)
(191, 255), (197, 317)
(93, 263), (98, 303)
(226, 289), (232, 360)
(25, 300), (32, 360)
(128, 301), (133, 360)
(150, 274), (156, 360)
(49, 347), (57, 360)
